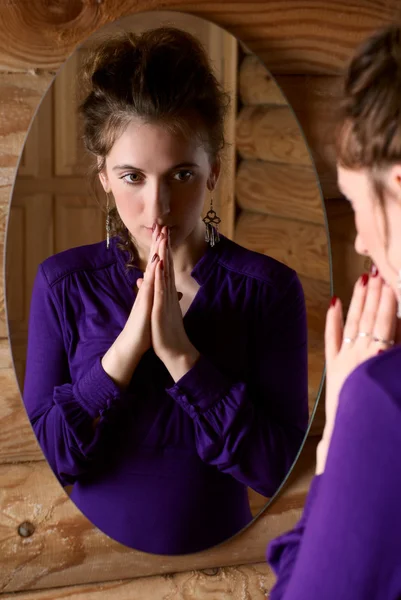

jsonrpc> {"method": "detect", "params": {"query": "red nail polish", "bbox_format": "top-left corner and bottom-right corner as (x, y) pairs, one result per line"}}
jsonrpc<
(151, 253), (158, 263)
(361, 273), (369, 286)
(160, 260), (164, 270)
(330, 295), (338, 308)
(378, 349), (385, 354)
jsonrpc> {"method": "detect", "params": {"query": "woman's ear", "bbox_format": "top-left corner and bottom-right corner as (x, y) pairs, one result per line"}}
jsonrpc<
(386, 164), (401, 199)
(97, 158), (110, 193)
(207, 156), (221, 192)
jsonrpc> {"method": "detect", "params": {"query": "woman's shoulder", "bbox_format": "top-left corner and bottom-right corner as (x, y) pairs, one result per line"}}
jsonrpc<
(39, 239), (112, 287)
(217, 234), (298, 288)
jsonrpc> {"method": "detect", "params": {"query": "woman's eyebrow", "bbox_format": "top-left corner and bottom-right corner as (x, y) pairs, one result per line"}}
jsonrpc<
(112, 162), (199, 171)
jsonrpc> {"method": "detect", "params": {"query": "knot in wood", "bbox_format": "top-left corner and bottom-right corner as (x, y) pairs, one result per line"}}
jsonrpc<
(202, 568), (219, 576)
(17, 521), (35, 538)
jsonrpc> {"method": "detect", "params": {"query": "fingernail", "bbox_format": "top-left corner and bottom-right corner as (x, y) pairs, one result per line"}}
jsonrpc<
(378, 349), (385, 354)
(361, 273), (369, 286)
(330, 295), (338, 308)
(370, 263), (379, 277)
(160, 260), (164, 270)
(151, 253), (158, 263)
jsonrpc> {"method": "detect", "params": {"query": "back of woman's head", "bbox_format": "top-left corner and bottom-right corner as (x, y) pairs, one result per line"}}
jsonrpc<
(79, 26), (230, 167)
(336, 24), (401, 171)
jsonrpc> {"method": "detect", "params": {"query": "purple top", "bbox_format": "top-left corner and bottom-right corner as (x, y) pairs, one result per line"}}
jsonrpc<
(267, 346), (401, 598)
(23, 232), (308, 555)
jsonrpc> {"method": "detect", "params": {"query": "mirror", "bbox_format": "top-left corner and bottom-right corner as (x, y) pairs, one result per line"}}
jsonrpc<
(6, 11), (329, 556)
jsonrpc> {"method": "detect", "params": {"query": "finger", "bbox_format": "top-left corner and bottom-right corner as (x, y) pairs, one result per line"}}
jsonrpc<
(158, 229), (168, 283)
(325, 295), (344, 364)
(143, 252), (159, 291)
(357, 271), (383, 340)
(137, 278), (144, 289)
(371, 280), (397, 351)
(153, 256), (165, 308)
(144, 225), (160, 276)
(342, 273), (369, 344)
(167, 228), (175, 291)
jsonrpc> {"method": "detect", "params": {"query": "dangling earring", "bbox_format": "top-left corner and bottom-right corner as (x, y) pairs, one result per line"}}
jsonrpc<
(202, 197), (221, 247)
(106, 193), (111, 250)
(397, 269), (401, 318)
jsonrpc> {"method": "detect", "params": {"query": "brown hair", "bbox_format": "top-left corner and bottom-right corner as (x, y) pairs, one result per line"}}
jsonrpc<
(78, 26), (230, 268)
(336, 25), (401, 201)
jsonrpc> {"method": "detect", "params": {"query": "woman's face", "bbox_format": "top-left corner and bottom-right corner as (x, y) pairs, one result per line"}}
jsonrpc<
(337, 164), (401, 294)
(99, 118), (219, 252)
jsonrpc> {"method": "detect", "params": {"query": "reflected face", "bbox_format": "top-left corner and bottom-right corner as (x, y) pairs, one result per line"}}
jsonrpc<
(99, 118), (219, 251)
(337, 165), (401, 292)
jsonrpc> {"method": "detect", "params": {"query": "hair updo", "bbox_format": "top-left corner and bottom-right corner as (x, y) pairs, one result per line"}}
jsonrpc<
(78, 26), (230, 268)
(336, 25), (401, 197)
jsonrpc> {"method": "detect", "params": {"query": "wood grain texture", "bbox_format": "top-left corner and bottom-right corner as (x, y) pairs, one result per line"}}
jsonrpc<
(0, 437), (318, 593)
(0, 1), (400, 74)
(239, 54), (287, 105)
(0, 563), (275, 600)
(276, 75), (343, 200)
(236, 160), (325, 224)
(0, 71), (53, 339)
(235, 211), (330, 282)
(236, 105), (311, 166)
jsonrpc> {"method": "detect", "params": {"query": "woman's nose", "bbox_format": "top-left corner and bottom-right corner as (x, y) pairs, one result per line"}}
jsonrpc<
(146, 182), (170, 220)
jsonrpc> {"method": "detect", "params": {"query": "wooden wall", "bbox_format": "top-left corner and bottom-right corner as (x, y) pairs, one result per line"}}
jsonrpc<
(0, 1), (398, 598)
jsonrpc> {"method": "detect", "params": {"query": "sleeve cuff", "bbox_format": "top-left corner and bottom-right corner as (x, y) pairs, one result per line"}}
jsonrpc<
(72, 356), (130, 419)
(166, 354), (234, 414)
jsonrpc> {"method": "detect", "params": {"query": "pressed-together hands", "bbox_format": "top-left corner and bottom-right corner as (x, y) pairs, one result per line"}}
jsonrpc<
(101, 223), (200, 411)
(129, 224), (200, 379)
(317, 267), (400, 474)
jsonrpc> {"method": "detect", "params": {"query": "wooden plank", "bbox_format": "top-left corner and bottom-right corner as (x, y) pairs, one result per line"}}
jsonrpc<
(235, 211), (330, 283)
(239, 54), (287, 105)
(0, 2), (399, 75)
(276, 75), (343, 200)
(236, 160), (325, 225)
(0, 437), (318, 593)
(0, 71), (54, 339)
(237, 60), (342, 199)
(236, 105), (310, 166)
(0, 563), (275, 600)
(0, 360), (43, 464)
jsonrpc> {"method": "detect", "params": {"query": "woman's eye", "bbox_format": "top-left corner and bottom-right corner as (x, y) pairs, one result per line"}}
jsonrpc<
(121, 173), (142, 184)
(173, 170), (193, 182)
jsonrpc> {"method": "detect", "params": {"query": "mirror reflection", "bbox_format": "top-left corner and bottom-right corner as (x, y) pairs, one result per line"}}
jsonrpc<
(7, 12), (327, 555)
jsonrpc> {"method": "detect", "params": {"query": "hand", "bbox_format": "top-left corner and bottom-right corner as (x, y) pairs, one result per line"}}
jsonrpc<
(316, 270), (398, 474)
(122, 224), (164, 357)
(147, 226), (200, 379)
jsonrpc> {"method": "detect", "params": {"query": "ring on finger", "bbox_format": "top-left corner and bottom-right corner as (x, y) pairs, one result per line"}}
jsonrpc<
(372, 336), (395, 346)
(343, 337), (355, 344)
(357, 331), (372, 339)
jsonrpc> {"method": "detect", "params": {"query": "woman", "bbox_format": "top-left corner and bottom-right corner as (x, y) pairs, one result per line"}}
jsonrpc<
(23, 26), (308, 555)
(267, 24), (401, 598)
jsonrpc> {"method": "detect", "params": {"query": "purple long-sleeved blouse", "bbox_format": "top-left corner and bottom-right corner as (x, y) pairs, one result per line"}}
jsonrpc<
(23, 232), (308, 555)
(267, 345), (401, 598)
